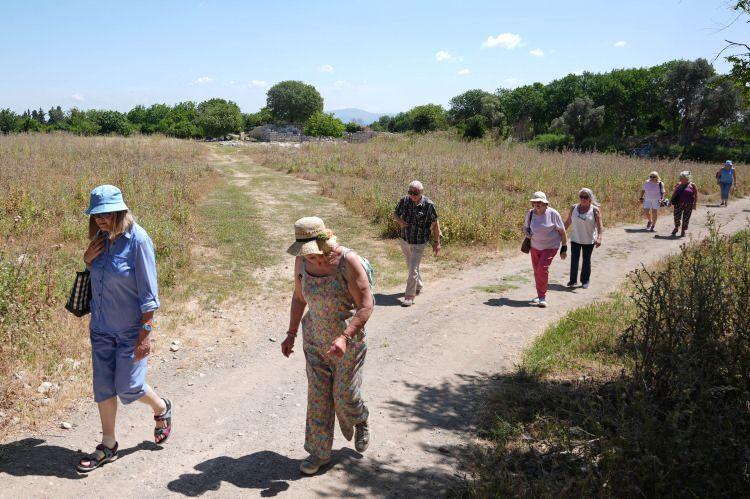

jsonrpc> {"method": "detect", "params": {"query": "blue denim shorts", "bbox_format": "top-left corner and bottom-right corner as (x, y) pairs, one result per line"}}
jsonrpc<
(90, 327), (149, 404)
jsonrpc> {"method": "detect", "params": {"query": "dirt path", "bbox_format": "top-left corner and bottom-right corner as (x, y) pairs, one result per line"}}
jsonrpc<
(2, 150), (749, 497)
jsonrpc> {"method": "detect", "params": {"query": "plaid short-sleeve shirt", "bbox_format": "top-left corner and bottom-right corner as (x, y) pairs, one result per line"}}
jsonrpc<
(395, 195), (438, 244)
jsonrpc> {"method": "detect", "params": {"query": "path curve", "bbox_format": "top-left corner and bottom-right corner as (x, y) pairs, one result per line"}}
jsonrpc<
(2, 155), (749, 497)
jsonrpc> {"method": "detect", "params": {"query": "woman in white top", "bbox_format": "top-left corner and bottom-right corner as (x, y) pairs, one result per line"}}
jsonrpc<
(564, 188), (603, 289)
(639, 171), (664, 232)
(523, 191), (567, 308)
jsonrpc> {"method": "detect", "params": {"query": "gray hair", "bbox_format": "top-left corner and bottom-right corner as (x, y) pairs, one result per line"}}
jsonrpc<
(409, 180), (424, 192)
(578, 187), (600, 207)
(679, 170), (692, 181)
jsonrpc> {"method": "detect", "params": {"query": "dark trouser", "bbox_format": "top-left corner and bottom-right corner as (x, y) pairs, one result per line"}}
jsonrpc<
(673, 203), (693, 230)
(569, 242), (594, 285)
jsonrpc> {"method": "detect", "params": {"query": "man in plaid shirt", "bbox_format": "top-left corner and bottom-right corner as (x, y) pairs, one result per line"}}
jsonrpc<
(393, 180), (442, 307)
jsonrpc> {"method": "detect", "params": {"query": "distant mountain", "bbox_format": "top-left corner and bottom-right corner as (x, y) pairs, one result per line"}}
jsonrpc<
(328, 108), (389, 126)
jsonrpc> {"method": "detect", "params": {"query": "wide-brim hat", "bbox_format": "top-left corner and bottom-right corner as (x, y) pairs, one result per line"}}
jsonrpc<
(725, 160), (733, 166)
(86, 184), (129, 215)
(529, 191), (549, 204)
(286, 216), (334, 256)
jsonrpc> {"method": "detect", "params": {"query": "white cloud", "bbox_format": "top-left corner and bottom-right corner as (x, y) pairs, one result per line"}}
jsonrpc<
(319, 64), (334, 73)
(250, 80), (268, 88)
(71, 93), (84, 102)
(614, 40), (627, 48)
(194, 76), (214, 84)
(457, 68), (471, 75)
(529, 48), (544, 57)
(435, 50), (463, 62)
(482, 33), (522, 49)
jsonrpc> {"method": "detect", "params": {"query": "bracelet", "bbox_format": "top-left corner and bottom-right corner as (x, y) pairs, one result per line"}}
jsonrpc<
(286, 331), (297, 337)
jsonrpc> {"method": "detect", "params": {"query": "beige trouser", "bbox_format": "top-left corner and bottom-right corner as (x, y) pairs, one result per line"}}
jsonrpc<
(399, 239), (426, 297)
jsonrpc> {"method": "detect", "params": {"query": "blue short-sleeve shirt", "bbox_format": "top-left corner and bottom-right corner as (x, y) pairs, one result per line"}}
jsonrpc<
(88, 222), (160, 333)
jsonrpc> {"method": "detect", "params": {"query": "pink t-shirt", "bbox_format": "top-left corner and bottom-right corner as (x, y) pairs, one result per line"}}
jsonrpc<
(525, 207), (565, 250)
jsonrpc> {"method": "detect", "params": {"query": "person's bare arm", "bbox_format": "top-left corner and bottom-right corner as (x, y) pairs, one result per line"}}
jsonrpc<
(328, 252), (374, 358)
(431, 220), (442, 255)
(594, 207), (603, 247)
(564, 206), (574, 230)
(282, 257), (307, 357)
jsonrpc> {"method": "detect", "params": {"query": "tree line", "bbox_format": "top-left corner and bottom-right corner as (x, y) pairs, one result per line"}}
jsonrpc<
(371, 57), (750, 162)
(0, 80), (360, 140)
(2, 57), (748, 161)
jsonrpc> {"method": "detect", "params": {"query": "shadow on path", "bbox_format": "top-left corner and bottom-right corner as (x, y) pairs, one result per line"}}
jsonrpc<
(167, 450), (302, 497)
(624, 228), (650, 233)
(654, 234), (680, 240)
(374, 292), (404, 307)
(0, 438), (159, 481)
(484, 297), (534, 307)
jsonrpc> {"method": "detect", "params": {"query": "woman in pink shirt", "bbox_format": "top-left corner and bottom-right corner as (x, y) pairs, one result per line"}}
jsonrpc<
(523, 191), (567, 308)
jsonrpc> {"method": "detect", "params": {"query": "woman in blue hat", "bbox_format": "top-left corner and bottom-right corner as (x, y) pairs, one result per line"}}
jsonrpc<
(76, 185), (173, 473)
(716, 160), (738, 207)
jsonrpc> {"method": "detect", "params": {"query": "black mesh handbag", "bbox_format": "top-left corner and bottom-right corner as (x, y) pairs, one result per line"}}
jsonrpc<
(65, 269), (92, 317)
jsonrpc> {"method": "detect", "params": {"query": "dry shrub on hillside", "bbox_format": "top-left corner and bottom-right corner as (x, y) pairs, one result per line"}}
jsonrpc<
(0, 133), (213, 431)
(251, 134), (746, 246)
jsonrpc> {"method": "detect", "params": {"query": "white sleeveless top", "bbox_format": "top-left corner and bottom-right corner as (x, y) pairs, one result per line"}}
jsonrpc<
(569, 204), (598, 244)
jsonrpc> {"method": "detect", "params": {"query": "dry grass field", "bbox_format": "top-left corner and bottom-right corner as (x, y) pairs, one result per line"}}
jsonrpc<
(249, 133), (747, 247)
(0, 134), (215, 431)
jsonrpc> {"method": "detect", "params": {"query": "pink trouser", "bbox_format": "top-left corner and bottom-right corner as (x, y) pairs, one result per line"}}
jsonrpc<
(530, 247), (558, 299)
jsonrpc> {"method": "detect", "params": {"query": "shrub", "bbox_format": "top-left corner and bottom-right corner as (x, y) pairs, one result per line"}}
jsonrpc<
(461, 115), (489, 140)
(528, 133), (572, 151)
(345, 122), (363, 133)
(304, 112), (345, 138)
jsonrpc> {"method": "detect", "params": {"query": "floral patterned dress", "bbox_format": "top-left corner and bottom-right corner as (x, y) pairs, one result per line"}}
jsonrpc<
(300, 249), (369, 460)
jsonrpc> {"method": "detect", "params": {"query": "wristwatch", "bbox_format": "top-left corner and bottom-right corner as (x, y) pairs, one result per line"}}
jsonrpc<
(141, 322), (153, 333)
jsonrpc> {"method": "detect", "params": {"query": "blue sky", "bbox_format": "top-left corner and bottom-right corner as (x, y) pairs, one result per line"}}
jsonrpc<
(1, 0), (747, 114)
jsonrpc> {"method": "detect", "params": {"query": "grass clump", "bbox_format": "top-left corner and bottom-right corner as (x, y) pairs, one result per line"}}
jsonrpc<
(248, 134), (745, 250)
(0, 134), (214, 432)
(458, 221), (750, 497)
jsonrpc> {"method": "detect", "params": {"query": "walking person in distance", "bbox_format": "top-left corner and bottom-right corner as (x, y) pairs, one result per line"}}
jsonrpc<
(716, 160), (737, 207)
(565, 188), (603, 289)
(393, 181), (442, 307)
(639, 171), (664, 231)
(523, 191), (568, 308)
(671, 171), (698, 237)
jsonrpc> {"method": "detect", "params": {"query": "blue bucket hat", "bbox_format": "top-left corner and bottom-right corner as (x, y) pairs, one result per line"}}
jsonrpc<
(86, 185), (129, 215)
(725, 160), (733, 167)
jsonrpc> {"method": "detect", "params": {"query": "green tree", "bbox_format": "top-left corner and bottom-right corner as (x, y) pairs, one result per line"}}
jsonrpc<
(47, 106), (65, 126)
(266, 81), (324, 124)
(90, 110), (132, 135)
(196, 98), (243, 138)
(157, 102), (201, 138)
(345, 122), (363, 133)
(408, 104), (448, 132)
(244, 107), (273, 129)
(661, 58), (716, 144)
(497, 83), (547, 138)
(304, 111), (345, 137)
(0, 109), (19, 134)
(556, 97), (605, 145)
(462, 114), (489, 140)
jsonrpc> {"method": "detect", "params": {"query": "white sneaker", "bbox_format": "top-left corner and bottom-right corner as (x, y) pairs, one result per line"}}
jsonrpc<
(582, 283), (589, 289)
(401, 298), (414, 307)
(300, 455), (331, 475)
(538, 298), (547, 308)
(530, 297), (540, 305)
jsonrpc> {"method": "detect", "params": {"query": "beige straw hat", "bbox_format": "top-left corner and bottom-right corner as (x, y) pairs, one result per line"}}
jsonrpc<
(529, 191), (549, 204)
(286, 217), (334, 256)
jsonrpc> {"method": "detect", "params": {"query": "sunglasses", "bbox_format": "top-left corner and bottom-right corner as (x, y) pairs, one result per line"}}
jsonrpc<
(93, 212), (113, 219)
(579, 195), (590, 199)
(408, 190), (421, 196)
(649, 176), (657, 179)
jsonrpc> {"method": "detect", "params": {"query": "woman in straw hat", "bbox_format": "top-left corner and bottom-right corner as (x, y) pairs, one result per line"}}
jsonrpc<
(282, 217), (374, 475)
(76, 185), (172, 473)
(523, 192), (567, 308)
